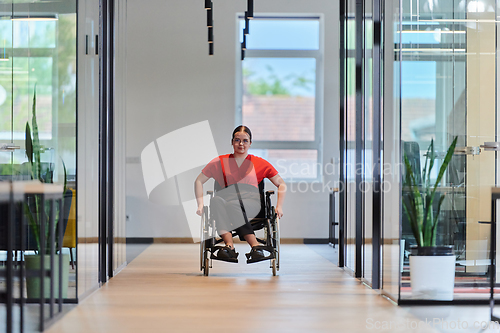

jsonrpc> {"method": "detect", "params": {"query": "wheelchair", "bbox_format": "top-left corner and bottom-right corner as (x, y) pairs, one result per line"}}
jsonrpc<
(200, 181), (280, 276)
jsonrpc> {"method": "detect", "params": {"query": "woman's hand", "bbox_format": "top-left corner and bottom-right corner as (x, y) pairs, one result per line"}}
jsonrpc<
(196, 205), (204, 216)
(275, 206), (283, 219)
(269, 174), (286, 220)
(195, 172), (209, 216)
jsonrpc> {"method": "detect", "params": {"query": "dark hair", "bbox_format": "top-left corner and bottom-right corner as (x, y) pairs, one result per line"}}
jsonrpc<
(232, 125), (252, 143)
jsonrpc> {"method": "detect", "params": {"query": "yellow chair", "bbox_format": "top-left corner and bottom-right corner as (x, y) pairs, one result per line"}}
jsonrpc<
(63, 188), (76, 269)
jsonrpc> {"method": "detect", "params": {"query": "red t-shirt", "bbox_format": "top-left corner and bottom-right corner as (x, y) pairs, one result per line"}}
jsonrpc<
(202, 154), (278, 189)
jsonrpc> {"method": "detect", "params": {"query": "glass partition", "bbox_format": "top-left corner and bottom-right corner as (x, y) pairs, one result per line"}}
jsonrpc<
(0, 0), (77, 309)
(345, 1), (357, 275)
(381, 0), (401, 301)
(338, 0), (500, 303)
(363, 0), (374, 285)
(398, 0), (498, 301)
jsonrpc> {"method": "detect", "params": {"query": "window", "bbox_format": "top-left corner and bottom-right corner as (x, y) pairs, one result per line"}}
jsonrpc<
(0, 14), (77, 179)
(236, 16), (323, 181)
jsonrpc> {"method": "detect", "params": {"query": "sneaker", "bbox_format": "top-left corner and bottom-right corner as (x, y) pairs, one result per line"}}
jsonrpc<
(249, 246), (264, 259)
(217, 245), (238, 259)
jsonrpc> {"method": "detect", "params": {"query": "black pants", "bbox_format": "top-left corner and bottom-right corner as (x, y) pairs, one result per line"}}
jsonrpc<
(210, 185), (261, 240)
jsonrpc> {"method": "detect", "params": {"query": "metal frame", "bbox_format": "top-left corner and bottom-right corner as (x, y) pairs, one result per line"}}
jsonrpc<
(491, 190), (499, 321)
(107, 0), (115, 279)
(98, 0), (115, 283)
(338, 0), (346, 268)
(371, 0), (383, 290)
(339, 0), (384, 287)
(355, 0), (364, 279)
(2, 182), (66, 333)
(329, 188), (338, 247)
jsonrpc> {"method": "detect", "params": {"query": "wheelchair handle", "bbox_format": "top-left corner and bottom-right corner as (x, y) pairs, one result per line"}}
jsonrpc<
(266, 190), (275, 196)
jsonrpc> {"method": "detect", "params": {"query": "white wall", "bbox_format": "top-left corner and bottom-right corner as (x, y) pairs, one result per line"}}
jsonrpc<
(125, 0), (339, 239)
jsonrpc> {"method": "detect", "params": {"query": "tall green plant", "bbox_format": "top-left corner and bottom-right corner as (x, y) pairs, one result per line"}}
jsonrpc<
(402, 136), (458, 248)
(24, 86), (67, 254)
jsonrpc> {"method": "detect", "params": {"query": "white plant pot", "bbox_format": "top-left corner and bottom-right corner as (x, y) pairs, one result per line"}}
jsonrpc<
(409, 247), (455, 301)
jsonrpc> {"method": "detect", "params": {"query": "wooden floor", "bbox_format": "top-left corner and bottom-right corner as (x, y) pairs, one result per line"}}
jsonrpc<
(45, 244), (493, 333)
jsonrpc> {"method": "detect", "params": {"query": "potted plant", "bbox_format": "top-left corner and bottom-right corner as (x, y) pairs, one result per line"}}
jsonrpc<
(23, 87), (70, 299)
(402, 136), (458, 300)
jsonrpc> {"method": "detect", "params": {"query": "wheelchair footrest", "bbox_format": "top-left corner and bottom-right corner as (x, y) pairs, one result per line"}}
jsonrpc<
(210, 248), (239, 263)
(245, 245), (275, 264)
(210, 254), (238, 263)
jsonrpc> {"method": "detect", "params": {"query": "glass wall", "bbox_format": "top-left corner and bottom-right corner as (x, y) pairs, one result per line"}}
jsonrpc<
(76, 0), (100, 299)
(343, 0), (380, 285)
(0, 0), (77, 305)
(397, 0), (498, 301)
(363, 0), (374, 285)
(77, 0), (127, 292)
(0, 0), (127, 314)
(382, 0), (401, 301)
(344, 0), (357, 275)
(340, 0), (500, 304)
(113, 0), (128, 275)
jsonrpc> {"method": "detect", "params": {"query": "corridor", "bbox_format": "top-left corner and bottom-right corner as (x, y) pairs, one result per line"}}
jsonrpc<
(45, 244), (494, 333)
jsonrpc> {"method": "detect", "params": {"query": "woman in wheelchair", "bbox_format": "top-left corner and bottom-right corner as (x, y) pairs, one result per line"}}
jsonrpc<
(195, 125), (285, 263)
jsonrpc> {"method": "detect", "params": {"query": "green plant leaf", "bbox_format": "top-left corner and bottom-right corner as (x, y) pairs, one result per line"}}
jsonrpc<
(31, 86), (41, 181)
(62, 159), (67, 194)
(24, 202), (40, 253)
(432, 194), (446, 246)
(427, 139), (435, 189)
(402, 136), (458, 248)
(431, 136), (459, 200)
(422, 141), (431, 187)
(25, 122), (33, 163)
(403, 154), (424, 246)
(423, 193), (435, 246)
(403, 195), (423, 246)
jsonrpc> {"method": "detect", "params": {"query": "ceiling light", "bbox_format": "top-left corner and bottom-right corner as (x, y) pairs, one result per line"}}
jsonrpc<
(207, 4), (213, 27)
(247, 0), (253, 19)
(208, 27), (213, 43)
(244, 12), (249, 34)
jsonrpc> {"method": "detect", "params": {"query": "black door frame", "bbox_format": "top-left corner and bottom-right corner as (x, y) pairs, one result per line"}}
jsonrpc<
(98, 0), (115, 284)
(338, 0), (383, 287)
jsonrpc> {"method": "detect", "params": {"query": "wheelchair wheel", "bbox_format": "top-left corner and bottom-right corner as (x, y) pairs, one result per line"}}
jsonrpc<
(200, 206), (209, 273)
(272, 207), (280, 272)
(270, 206), (280, 274)
(203, 257), (210, 276)
(271, 259), (277, 276)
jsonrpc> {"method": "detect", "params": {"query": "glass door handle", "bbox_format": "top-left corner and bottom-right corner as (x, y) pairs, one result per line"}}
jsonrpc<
(480, 142), (500, 151)
(0, 143), (20, 152)
(454, 146), (481, 155)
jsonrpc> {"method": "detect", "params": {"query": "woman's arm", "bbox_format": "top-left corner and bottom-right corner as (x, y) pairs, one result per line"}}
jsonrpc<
(269, 174), (286, 219)
(194, 172), (210, 216)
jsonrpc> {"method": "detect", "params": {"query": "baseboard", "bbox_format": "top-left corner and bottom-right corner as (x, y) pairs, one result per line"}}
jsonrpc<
(126, 237), (154, 244)
(77, 237), (99, 243)
(303, 238), (329, 244)
(126, 237), (329, 244)
(153, 238), (194, 244)
(126, 237), (194, 244)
